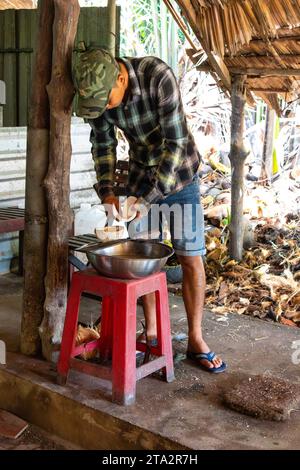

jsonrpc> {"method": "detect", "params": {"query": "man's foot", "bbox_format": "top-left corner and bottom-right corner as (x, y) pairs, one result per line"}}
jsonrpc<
(136, 331), (157, 346)
(187, 338), (224, 370)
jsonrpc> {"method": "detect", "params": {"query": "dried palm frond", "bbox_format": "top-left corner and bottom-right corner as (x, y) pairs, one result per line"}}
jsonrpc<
(176, 0), (300, 56)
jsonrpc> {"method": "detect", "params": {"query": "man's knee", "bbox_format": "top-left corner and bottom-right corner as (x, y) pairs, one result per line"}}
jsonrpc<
(177, 254), (203, 272)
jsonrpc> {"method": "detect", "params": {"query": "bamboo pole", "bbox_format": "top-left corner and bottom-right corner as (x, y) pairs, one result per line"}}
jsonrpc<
(228, 74), (248, 261)
(151, 0), (161, 55)
(160, 0), (168, 63)
(107, 0), (116, 56)
(21, 0), (54, 356)
(261, 106), (276, 184)
(40, 0), (80, 361)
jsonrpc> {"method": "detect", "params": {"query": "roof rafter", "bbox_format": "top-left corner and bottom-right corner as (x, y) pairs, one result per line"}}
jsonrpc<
(175, 0), (232, 91)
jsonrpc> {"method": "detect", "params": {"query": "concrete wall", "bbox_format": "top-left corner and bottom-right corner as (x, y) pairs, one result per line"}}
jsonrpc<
(0, 118), (98, 273)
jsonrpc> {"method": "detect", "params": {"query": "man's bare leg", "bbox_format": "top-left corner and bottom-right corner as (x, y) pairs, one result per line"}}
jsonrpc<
(141, 293), (156, 341)
(141, 255), (222, 369)
(177, 254), (222, 369)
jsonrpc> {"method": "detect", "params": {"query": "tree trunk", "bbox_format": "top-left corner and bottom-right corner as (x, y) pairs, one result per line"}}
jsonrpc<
(21, 0), (54, 356)
(261, 106), (276, 184)
(107, 0), (116, 56)
(40, 0), (80, 361)
(228, 75), (248, 261)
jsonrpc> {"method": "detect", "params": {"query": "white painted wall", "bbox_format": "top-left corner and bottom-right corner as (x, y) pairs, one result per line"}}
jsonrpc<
(0, 118), (98, 273)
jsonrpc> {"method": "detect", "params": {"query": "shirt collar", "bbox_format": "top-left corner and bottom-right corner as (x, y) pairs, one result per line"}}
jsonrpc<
(121, 58), (141, 102)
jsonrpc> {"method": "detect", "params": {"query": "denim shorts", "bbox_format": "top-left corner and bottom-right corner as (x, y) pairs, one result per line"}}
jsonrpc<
(129, 177), (206, 257)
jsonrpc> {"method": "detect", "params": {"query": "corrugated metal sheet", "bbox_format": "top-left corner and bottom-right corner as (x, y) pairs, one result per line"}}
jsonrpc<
(0, 119), (99, 273)
(0, 10), (17, 126)
(17, 8), (38, 125)
(0, 6), (120, 126)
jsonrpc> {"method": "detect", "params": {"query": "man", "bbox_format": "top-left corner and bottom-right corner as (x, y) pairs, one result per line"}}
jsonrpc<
(73, 44), (226, 373)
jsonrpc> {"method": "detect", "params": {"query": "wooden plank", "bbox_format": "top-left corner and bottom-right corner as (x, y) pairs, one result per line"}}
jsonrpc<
(0, 217), (24, 234)
(0, 410), (28, 440)
(0, 208), (25, 216)
(230, 67), (300, 76)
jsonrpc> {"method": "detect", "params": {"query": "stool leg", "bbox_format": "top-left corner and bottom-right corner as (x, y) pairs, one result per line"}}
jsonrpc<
(156, 283), (175, 383)
(99, 296), (113, 361)
(112, 287), (136, 405)
(57, 275), (82, 385)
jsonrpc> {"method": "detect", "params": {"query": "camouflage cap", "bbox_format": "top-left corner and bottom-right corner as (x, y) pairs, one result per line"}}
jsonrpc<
(72, 42), (120, 119)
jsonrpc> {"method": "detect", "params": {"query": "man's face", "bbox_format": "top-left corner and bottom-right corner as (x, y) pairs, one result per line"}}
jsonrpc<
(106, 74), (126, 110)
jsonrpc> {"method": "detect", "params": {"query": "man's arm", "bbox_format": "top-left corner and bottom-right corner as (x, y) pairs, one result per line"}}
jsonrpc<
(139, 65), (189, 206)
(89, 116), (117, 201)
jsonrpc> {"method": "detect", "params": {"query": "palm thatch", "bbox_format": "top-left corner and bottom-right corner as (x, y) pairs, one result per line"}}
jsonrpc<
(182, 0), (300, 57)
(0, 0), (36, 8)
(175, 0), (300, 109)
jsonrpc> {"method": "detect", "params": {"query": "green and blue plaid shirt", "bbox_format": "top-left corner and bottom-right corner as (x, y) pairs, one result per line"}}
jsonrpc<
(89, 56), (201, 204)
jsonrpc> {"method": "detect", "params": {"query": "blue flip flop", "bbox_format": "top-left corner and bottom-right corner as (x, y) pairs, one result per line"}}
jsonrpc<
(187, 350), (227, 373)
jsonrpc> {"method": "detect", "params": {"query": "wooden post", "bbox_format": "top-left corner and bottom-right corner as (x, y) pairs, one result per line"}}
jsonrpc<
(21, 0), (54, 356)
(261, 106), (276, 184)
(40, 0), (80, 361)
(107, 0), (116, 56)
(228, 75), (248, 261)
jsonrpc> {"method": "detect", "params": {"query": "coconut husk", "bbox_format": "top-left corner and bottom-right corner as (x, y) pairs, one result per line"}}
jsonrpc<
(223, 375), (300, 421)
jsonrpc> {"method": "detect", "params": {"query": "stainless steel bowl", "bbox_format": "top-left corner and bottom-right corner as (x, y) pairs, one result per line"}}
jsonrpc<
(85, 240), (174, 279)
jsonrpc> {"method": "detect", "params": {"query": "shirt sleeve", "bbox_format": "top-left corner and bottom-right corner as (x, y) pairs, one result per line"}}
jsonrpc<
(140, 65), (189, 205)
(89, 116), (117, 201)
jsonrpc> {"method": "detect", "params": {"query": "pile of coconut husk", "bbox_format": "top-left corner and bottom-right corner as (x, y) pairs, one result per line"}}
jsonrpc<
(197, 140), (300, 327)
(75, 323), (101, 360)
(204, 218), (300, 327)
(223, 374), (300, 421)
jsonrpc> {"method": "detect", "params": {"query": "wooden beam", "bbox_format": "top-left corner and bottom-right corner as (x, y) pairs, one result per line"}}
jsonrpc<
(41, 0), (80, 361)
(250, 36), (300, 45)
(229, 67), (300, 76)
(229, 54), (300, 60)
(231, 54), (300, 62)
(176, 0), (231, 90)
(249, 88), (290, 93)
(21, 0), (54, 356)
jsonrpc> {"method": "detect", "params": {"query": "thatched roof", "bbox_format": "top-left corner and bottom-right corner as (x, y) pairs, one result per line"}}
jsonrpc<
(175, 0), (300, 111)
(0, 1), (36, 9)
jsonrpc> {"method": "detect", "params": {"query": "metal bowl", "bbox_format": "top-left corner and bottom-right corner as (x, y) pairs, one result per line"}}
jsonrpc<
(85, 240), (174, 279)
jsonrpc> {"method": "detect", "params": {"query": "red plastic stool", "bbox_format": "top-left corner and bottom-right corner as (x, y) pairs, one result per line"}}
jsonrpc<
(57, 269), (175, 405)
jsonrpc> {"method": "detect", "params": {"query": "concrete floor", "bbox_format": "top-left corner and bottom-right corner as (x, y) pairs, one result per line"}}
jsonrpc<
(0, 273), (300, 450)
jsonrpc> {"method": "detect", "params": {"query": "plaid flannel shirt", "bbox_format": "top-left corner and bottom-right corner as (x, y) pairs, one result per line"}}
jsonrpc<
(89, 56), (201, 205)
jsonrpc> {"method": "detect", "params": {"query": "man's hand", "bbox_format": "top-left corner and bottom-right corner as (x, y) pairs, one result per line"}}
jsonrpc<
(102, 195), (120, 219)
(122, 196), (138, 221)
